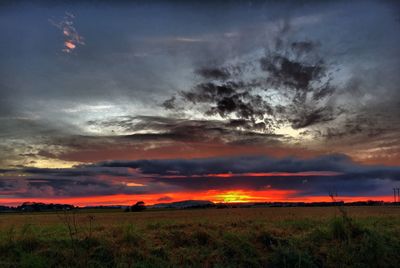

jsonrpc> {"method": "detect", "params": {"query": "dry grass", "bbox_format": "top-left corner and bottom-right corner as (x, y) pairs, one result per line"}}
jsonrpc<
(1, 206), (398, 228)
(0, 206), (399, 267)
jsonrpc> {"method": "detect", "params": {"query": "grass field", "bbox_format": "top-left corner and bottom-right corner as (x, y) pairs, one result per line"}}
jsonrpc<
(1, 206), (399, 267)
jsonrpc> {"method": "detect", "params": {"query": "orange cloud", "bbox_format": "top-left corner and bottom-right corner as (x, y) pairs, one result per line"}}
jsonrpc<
(64, 41), (76, 50)
(50, 12), (84, 53)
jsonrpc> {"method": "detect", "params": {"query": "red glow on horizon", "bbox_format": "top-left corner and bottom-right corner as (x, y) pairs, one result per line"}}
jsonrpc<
(0, 190), (393, 207)
(204, 171), (341, 178)
(160, 171), (341, 179)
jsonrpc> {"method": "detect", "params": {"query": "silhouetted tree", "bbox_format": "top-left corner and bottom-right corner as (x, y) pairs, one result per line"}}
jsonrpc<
(131, 201), (146, 212)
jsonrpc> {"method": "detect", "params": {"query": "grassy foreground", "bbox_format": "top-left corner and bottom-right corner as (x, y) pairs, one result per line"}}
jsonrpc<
(0, 206), (399, 268)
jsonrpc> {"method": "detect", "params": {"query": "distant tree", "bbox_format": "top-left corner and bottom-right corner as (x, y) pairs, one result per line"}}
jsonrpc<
(131, 201), (146, 212)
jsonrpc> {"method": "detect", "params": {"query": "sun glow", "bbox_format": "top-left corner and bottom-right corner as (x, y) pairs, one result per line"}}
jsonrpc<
(0, 191), (394, 207)
(214, 191), (253, 203)
(25, 158), (82, 169)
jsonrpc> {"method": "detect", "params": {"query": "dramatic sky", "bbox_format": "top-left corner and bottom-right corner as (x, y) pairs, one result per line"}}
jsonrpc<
(1, 0), (399, 206)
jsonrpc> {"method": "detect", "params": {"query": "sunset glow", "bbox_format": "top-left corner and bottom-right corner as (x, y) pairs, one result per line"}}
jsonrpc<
(0, 190), (394, 207)
(1, 2), (399, 267)
(1, 0), (399, 207)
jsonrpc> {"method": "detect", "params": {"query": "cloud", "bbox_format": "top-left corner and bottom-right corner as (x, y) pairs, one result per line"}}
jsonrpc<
(95, 154), (354, 175)
(195, 66), (230, 80)
(1, 154), (399, 200)
(86, 115), (285, 145)
(91, 153), (400, 197)
(157, 196), (173, 202)
(180, 81), (275, 131)
(164, 20), (340, 133)
(49, 12), (85, 53)
(0, 0), (399, 171)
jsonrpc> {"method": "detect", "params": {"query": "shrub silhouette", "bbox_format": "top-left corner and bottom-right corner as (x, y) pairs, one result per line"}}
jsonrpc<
(131, 201), (146, 212)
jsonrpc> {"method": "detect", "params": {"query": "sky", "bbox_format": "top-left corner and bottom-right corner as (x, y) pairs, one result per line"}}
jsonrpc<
(1, 0), (400, 206)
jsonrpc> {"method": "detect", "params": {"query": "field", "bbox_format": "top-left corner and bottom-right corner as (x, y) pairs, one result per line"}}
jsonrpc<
(1, 206), (400, 268)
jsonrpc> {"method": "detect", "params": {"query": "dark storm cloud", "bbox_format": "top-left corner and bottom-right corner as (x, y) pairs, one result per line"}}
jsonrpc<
(169, 23), (341, 132)
(311, 114), (385, 140)
(21, 166), (131, 177)
(259, 37), (340, 129)
(159, 0), (400, 152)
(93, 154), (400, 197)
(94, 154), (400, 180)
(195, 66), (231, 80)
(1, 154), (399, 198)
(180, 81), (275, 131)
(290, 106), (336, 130)
(1, 176), (149, 198)
(91, 154), (400, 197)
(0, 165), (152, 198)
(95, 154), (352, 175)
(260, 41), (324, 91)
(87, 116), (284, 145)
